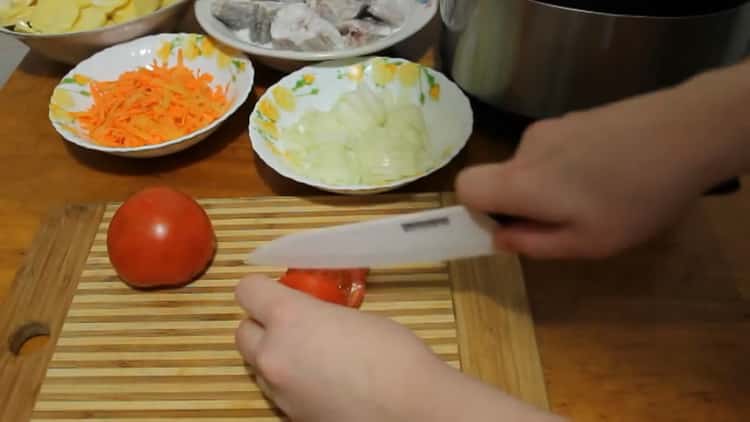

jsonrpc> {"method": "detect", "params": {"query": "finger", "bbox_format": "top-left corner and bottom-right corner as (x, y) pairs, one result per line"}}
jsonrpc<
(235, 274), (308, 326)
(255, 374), (273, 397)
(235, 319), (265, 366)
(254, 375), (287, 414)
(494, 223), (585, 259)
(456, 163), (561, 221)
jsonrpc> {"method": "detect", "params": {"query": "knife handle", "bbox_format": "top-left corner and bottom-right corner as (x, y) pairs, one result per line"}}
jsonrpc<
(489, 214), (520, 225)
(704, 178), (741, 196)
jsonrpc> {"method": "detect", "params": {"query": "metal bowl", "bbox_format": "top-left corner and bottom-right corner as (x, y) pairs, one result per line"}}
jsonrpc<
(440, 0), (750, 118)
(0, 0), (192, 66)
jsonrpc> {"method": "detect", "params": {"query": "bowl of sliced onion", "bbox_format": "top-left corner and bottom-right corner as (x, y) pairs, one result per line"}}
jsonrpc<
(248, 56), (473, 194)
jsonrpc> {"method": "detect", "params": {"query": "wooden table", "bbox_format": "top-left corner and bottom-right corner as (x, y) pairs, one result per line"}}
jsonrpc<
(2, 46), (750, 421)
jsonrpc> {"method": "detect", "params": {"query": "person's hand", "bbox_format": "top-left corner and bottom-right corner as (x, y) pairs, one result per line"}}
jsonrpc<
(234, 275), (561, 422)
(456, 72), (749, 259)
(234, 274), (453, 421)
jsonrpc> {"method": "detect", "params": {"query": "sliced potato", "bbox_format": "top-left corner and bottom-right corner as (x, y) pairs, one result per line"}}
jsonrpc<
(111, 0), (136, 24)
(10, 0), (34, 7)
(133, 0), (160, 16)
(92, 0), (128, 7)
(30, 0), (80, 33)
(72, 6), (108, 31)
(90, 0), (128, 13)
(0, 6), (24, 27)
(5, 0), (168, 32)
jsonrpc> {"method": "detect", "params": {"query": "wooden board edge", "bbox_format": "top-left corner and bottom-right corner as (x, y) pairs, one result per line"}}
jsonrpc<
(441, 192), (550, 409)
(0, 203), (105, 422)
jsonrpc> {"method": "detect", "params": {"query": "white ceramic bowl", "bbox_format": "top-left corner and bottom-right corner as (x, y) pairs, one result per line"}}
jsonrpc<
(0, 0), (192, 66)
(249, 56), (473, 194)
(194, 0), (438, 71)
(49, 33), (254, 158)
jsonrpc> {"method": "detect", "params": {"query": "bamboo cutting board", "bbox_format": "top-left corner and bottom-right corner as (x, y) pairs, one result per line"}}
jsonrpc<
(0, 192), (548, 421)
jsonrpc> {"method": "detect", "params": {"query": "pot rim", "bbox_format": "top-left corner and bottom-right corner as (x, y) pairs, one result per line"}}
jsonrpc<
(527, 0), (750, 20)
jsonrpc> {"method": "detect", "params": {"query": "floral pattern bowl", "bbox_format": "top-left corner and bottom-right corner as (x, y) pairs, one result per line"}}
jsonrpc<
(195, 0), (438, 72)
(249, 57), (473, 194)
(48, 33), (254, 158)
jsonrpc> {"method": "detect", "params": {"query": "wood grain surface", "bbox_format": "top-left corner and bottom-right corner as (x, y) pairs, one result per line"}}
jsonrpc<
(0, 204), (103, 422)
(5, 193), (547, 421)
(1, 13), (750, 421)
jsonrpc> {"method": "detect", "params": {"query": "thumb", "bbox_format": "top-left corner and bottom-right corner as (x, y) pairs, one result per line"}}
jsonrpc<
(494, 221), (576, 259)
(455, 163), (560, 222)
(235, 275), (314, 327)
(494, 221), (613, 259)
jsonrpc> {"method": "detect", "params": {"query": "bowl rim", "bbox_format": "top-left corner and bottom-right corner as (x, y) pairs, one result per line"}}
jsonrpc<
(0, 0), (191, 39)
(194, 0), (438, 61)
(50, 32), (255, 154)
(248, 56), (474, 193)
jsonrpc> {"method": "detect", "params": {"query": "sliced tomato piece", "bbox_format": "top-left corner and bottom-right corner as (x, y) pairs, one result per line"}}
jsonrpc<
(279, 268), (369, 308)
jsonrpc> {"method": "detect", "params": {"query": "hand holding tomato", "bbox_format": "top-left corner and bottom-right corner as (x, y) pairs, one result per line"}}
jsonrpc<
(107, 186), (216, 289)
(234, 275), (562, 422)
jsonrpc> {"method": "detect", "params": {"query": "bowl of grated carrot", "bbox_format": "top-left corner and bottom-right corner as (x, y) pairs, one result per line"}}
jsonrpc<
(48, 33), (254, 158)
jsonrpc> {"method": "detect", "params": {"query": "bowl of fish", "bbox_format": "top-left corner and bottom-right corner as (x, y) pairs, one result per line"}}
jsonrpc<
(249, 56), (473, 194)
(0, 0), (191, 65)
(195, 0), (438, 71)
(49, 33), (255, 158)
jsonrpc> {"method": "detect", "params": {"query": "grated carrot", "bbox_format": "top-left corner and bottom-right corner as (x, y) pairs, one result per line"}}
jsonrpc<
(72, 51), (231, 148)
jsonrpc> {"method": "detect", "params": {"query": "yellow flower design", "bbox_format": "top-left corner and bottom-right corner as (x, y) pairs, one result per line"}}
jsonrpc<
(216, 51), (231, 69)
(49, 104), (73, 123)
(199, 36), (216, 57)
(429, 84), (441, 101)
(372, 58), (396, 85)
(61, 123), (82, 138)
(255, 118), (279, 139)
(267, 141), (287, 159)
(214, 42), (240, 69)
(183, 36), (201, 60)
(157, 41), (172, 63)
(397, 63), (420, 87)
(51, 87), (74, 109)
(258, 99), (279, 122)
(303, 74), (315, 85)
(272, 86), (296, 112)
(73, 74), (91, 86)
(347, 64), (364, 82)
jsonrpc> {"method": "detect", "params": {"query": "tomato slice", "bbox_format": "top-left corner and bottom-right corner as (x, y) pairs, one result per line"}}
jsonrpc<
(279, 268), (369, 308)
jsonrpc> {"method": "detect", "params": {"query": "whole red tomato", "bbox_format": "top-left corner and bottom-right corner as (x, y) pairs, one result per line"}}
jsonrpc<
(279, 268), (368, 308)
(107, 186), (216, 289)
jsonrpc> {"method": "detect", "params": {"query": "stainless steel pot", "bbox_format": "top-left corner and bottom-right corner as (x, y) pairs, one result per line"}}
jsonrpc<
(440, 0), (750, 118)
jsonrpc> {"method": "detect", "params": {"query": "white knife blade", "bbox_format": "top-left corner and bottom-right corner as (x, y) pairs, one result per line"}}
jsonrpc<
(0, 34), (29, 90)
(245, 206), (499, 268)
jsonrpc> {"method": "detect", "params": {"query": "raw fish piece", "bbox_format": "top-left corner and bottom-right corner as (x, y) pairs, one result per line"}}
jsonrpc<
(271, 3), (346, 51)
(366, 0), (408, 26)
(211, 0), (254, 30)
(306, 0), (366, 25)
(212, 0), (284, 43)
(245, 2), (285, 44)
(339, 18), (393, 47)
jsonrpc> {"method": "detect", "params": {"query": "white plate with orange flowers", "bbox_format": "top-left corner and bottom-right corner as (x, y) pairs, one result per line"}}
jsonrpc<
(249, 57), (473, 194)
(49, 33), (254, 158)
